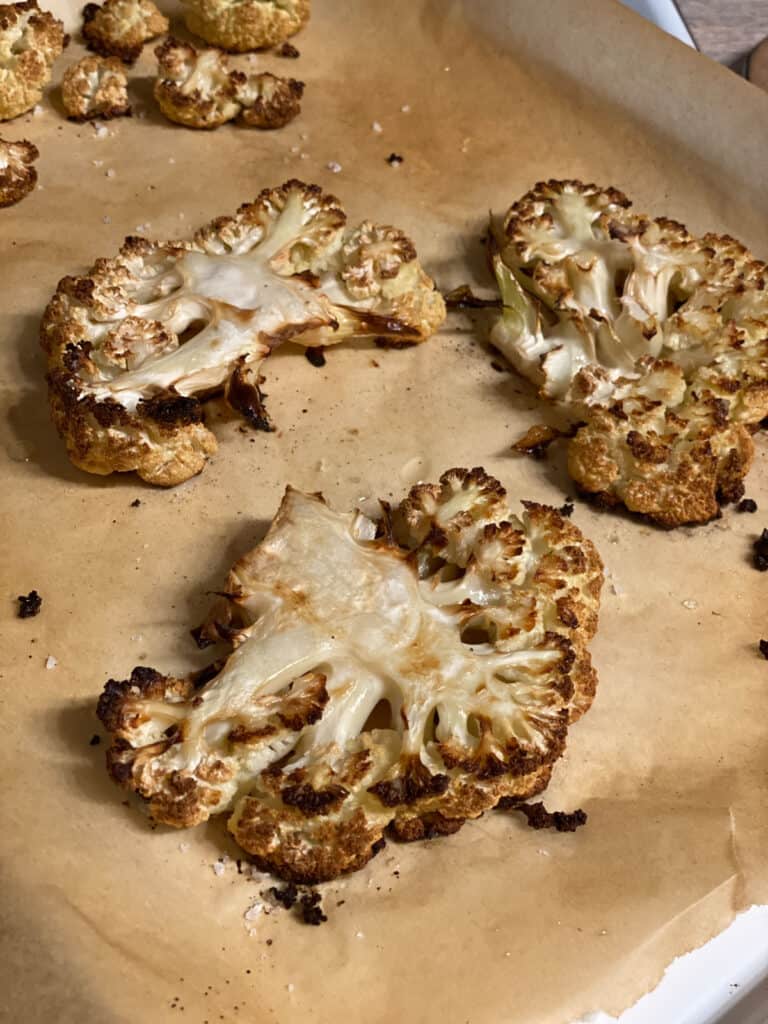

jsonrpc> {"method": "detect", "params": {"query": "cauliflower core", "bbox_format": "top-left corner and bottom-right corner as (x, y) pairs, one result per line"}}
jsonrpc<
(97, 468), (603, 882)
(0, 0), (65, 120)
(41, 179), (446, 485)
(491, 180), (768, 526)
(181, 0), (309, 53)
(82, 0), (167, 64)
(154, 37), (303, 129)
(61, 54), (130, 120)
(0, 134), (37, 205)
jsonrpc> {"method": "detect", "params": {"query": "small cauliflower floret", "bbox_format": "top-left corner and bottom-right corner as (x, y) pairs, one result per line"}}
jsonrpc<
(97, 469), (603, 882)
(491, 179), (768, 526)
(82, 0), (167, 63)
(181, 0), (309, 52)
(61, 54), (130, 120)
(0, 0), (65, 120)
(154, 37), (302, 129)
(0, 134), (37, 206)
(41, 179), (446, 485)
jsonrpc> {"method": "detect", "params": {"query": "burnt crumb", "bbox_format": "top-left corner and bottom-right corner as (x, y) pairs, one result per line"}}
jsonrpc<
(387, 152), (404, 166)
(336, 899), (346, 906)
(738, 498), (758, 513)
(759, 640), (768, 660)
(266, 938), (273, 946)
(236, 859), (243, 874)
(268, 883), (298, 909)
(444, 285), (502, 309)
(753, 529), (768, 571)
(130, 498), (141, 508)
(514, 801), (587, 832)
(190, 624), (214, 649)
(490, 360), (508, 373)
(374, 337), (417, 350)
(89, 734), (101, 746)
(277, 41), (300, 57)
(299, 890), (327, 926)
(558, 501), (574, 518)
(511, 424), (564, 461)
(305, 347), (326, 368)
(17, 590), (42, 618)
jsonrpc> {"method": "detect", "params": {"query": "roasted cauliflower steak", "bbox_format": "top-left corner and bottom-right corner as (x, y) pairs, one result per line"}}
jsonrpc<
(41, 180), (446, 485)
(0, 0), (65, 121)
(154, 37), (303, 129)
(82, 0), (167, 64)
(181, 0), (309, 53)
(61, 54), (130, 120)
(491, 180), (768, 526)
(97, 468), (603, 882)
(0, 134), (38, 205)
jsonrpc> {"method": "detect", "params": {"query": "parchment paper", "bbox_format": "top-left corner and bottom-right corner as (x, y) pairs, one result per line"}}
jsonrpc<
(2, 2), (767, 1021)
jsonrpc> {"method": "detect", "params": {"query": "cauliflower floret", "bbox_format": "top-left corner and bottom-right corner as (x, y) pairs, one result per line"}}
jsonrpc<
(41, 179), (446, 485)
(181, 0), (309, 53)
(0, 0), (65, 120)
(61, 54), (130, 120)
(97, 469), (603, 881)
(491, 180), (768, 526)
(154, 37), (303, 129)
(82, 0), (167, 64)
(0, 134), (37, 206)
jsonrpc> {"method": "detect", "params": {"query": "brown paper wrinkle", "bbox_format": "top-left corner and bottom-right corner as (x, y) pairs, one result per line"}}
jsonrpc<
(2, 1), (768, 1022)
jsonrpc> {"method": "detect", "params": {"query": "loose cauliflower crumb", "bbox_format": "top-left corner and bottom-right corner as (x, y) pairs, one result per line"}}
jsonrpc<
(181, 0), (309, 53)
(0, 134), (38, 205)
(154, 37), (302, 129)
(97, 468), (603, 882)
(0, 0), (65, 121)
(41, 179), (446, 485)
(61, 55), (130, 120)
(82, 0), (167, 64)
(491, 180), (768, 526)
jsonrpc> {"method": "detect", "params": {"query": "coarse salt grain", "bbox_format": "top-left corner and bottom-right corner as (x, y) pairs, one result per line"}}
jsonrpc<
(244, 902), (263, 921)
(212, 860), (226, 876)
(299, 152), (309, 160)
(105, 168), (115, 178)
(102, 215), (111, 224)
(33, 104), (43, 116)
(682, 599), (698, 610)
(537, 848), (550, 857)
(290, 144), (300, 154)
(286, 984), (295, 993)
(371, 120), (382, 133)
(400, 104), (411, 113)
(355, 930), (364, 939)
(45, 655), (57, 669)
(93, 123), (108, 138)
(168, 157), (175, 164)
(178, 842), (190, 852)
(92, 159), (103, 167)
(327, 161), (342, 173)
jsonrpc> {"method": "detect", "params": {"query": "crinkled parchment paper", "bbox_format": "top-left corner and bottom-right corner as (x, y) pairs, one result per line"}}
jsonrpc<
(1, 1), (767, 1021)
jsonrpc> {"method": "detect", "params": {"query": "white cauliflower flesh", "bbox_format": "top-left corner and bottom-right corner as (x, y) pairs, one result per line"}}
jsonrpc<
(61, 54), (130, 120)
(41, 179), (447, 485)
(491, 180), (768, 526)
(0, 134), (37, 206)
(180, 0), (310, 53)
(0, 0), (65, 121)
(97, 469), (603, 882)
(82, 0), (168, 64)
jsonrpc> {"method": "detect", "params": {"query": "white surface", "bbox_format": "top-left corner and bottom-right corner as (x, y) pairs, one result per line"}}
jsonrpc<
(620, 0), (696, 47)
(572, 906), (768, 1024)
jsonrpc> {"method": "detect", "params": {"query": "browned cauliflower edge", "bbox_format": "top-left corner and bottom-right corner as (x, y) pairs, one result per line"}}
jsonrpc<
(96, 468), (603, 883)
(490, 180), (768, 527)
(0, 135), (38, 205)
(41, 179), (446, 485)
(0, 0), (65, 120)
(61, 55), (130, 120)
(181, 0), (309, 53)
(154, 37), (303, 130)
(82, 0), (167, 64)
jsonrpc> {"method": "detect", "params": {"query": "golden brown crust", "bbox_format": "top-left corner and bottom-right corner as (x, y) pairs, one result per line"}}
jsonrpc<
(61, 54), (130, 120)
(82, 0), (167, 64)
(181, 0), (310, 52)
(0, 0), (65, 120)
(0, 135), (38, 206)
(96, 472), (602, 882)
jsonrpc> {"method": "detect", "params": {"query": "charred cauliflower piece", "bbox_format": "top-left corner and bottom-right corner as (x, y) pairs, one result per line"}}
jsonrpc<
(181, 0), (309, 53)
(42, 179), (446, 485)
(97, 469), (603, 882)
(0, 0), (65, 120)
(0, 134), (37, 205)
(61, 55), (130, 120)
(154, 37), (302, 129)
(82, 0), (167, 64)
(491, 180), (768, 526)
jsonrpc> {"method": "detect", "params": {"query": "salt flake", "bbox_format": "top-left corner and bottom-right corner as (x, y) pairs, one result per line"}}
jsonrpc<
(45, 655), (58, 670)
(682, 599), (698, 610)
(326, 161), (342, 174)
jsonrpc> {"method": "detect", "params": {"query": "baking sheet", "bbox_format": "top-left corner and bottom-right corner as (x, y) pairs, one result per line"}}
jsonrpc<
(2, 2), (768, 1022)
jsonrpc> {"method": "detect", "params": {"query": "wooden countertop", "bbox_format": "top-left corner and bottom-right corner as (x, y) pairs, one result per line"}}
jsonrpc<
(677, 0), (768, 66)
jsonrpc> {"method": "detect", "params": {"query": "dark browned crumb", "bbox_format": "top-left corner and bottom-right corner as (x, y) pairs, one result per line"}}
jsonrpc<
(89, 734), (101, 746)
(266, 938), (273, 946)
(374, 337), (417, 350)
(759, 640), (768, 660)
(515, 801), (587, 832)
(443, 285), (502, 309)
(512, 424), (563, 461)
(130, 498), (141, 507)
(17, 590), (42, 618)
(305, 347), (326, 368)
(738, 498), (758, 513)
(557, 501), (574, 518)
(190, 624), (214, 649)
(753, 529), (768, 571)
(268, 883), (298, 909)
(387, 153), (404, 166)
(277, 41), (299, 57)
(299, 890), (327, 926)
(490, 360), (507, 373)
